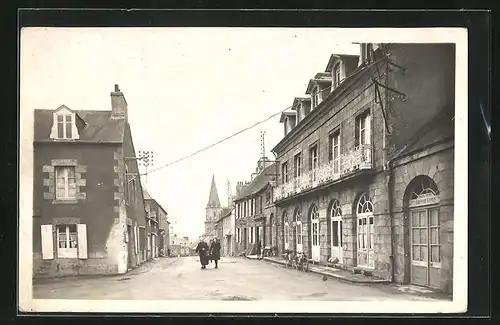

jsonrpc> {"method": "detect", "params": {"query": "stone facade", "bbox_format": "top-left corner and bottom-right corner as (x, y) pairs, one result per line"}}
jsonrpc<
(33, 86), (148, 278)
(271, 43), (455, 294)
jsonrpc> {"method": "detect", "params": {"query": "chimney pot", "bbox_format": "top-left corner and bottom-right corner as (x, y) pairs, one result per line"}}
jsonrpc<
(114, 84), (120, 92)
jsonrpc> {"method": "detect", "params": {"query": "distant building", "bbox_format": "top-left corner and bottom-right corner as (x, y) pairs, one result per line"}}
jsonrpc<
(143, 184), (170, 259)
(204, 175), (222, 239)
(32, 85), (148, 277)
(234, 158), (276, 256)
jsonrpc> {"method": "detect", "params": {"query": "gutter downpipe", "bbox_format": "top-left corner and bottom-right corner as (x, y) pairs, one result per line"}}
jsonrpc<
(272, 150), (280, 253)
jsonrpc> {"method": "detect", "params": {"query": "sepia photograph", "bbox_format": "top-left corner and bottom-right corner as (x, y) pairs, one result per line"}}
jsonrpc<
(19, 26), (468, 314)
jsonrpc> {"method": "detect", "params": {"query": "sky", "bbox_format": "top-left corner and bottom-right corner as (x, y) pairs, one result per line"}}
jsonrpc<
(20, 27), (360, 240)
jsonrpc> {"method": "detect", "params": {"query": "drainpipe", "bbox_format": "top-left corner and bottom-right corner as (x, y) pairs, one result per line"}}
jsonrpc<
(272, 150), (280, 253)
(386, 159), (395, 283)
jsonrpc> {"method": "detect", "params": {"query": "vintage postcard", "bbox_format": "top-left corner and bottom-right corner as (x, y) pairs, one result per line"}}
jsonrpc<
(19, 26), (468, 314)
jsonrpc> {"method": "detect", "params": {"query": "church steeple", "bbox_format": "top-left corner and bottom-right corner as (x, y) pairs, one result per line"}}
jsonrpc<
(207, 175), (221, 207)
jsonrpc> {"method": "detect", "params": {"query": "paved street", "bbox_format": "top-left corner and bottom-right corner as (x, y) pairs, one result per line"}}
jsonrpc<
(33, 256), (449, 301)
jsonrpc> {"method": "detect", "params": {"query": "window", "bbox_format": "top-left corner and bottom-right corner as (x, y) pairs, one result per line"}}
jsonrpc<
(53, 224), (88, 259)
(259, 196), (263, 213)
(355, 110), (371, 148)
(281, 162), (289, 184)
(333, 63), (341, 88)
(55, 166), (76, 200)
(57, 114), (73, 139)
(309, 145), (318, 182)
(356, 193), (374, 252)
(312, 86), (321, 107)
(309, 145), (318, 171)
(329, 130), (341, 173)
(294, 153), (302, 178)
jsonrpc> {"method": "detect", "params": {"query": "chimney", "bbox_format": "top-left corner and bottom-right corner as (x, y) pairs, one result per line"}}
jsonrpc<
(235, 181), (245, 197)
(110, 84), (128, 120)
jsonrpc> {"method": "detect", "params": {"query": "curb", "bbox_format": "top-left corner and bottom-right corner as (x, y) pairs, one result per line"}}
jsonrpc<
(259, 257), (390, 285)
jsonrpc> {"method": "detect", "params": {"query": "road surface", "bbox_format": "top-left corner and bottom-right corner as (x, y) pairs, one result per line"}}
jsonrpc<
(33, 256), (448, 301)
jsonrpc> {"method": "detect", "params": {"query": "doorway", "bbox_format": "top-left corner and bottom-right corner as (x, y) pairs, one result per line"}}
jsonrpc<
(330, 200), (343, 263)
(356, 193), (374, 269)
(310, 205), (320, 262)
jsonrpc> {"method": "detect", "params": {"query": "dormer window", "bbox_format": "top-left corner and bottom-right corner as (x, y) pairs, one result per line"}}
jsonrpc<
(57, 114), (73, 139)
(333, 63), (341, 88)
(50, 105), (80, 140)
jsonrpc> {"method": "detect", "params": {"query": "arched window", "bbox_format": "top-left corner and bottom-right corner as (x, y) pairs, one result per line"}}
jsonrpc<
(357, 193), (374, 214)
(294, 208), (303, 250)
(405, 175), (441, 288)
(330, 200), (343, 256)
(356, 193), (374, 268)
(310, 205), (320, 260)
(408, 176), (440, 208)
(283, 211), (289, 249)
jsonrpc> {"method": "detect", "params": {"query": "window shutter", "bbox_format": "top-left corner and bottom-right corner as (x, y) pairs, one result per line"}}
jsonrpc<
(135, 226), (139, 254)
(355, 118), (360, 147)
(365, 113), (371, 145)
(77, 224), (88, 259)
(328, 135), (333, 161)
(41, 225), (54, 260)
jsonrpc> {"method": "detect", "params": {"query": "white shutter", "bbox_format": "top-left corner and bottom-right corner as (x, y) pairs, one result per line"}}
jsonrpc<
(134, 226), (139, 254)
(365, 114), (371, 145)
(77, 224), (88, 259)
(41, 225), (54, 260)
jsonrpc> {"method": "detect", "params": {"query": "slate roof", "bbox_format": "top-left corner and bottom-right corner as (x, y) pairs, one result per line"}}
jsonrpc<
(142, 183), (153, 200)
(396, 110), (454, 159)
(234, 163), (277, 201)
(207, 175), (221, 207)
(215, 207), (234, 223)
(34, 108), (126, 143)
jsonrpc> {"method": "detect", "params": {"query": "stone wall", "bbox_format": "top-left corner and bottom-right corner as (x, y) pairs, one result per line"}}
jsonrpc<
(392, 143), (454, 294)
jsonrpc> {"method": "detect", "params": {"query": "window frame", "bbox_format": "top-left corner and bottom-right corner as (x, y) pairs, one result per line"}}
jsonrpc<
(56, 224), (78, 258)
(55, 166), (77, 200)
(56, 114), (73, 139)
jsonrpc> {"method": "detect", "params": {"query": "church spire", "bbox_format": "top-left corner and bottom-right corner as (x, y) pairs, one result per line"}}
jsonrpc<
(207, 175), (221, 207)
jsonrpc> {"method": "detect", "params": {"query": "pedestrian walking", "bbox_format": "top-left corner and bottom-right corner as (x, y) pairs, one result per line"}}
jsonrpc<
(208, 238), (214, 264)
(209, 237), (221, 269)
(195, 237), (210, 269)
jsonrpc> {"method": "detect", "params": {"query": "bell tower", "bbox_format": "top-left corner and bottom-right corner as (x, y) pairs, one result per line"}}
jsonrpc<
(205, 175), (222, 236)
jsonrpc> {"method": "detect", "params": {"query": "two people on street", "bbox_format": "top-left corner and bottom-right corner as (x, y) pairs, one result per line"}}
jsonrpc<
(195, 236), (221, 270)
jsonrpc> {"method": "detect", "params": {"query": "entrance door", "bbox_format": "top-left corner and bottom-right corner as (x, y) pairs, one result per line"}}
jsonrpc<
(127, 225), (134, 270)
(330, 200), (343, 263)
(294, 209), (303, 253)
(310, 205), (320, 261)
(356, 193), (375, 268)
(410, 207), (441, 288)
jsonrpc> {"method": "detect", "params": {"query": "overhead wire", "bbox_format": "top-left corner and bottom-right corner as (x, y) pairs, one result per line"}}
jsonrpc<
(135, 46), (402, 179)
(138, 105), (293, 177)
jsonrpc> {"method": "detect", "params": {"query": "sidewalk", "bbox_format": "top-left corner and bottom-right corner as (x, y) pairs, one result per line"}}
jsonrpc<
(247, 255), (389, 284)
(246, 255), (452, 300)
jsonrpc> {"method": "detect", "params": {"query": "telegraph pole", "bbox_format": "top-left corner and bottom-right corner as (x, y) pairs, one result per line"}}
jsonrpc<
(138, 150), (154, 183)
(260, 130), (266, 159)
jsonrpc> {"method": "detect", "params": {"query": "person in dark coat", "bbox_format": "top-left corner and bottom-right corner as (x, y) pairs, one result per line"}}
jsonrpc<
(209, 237), (222, 269)
(195, 237), (210, 269)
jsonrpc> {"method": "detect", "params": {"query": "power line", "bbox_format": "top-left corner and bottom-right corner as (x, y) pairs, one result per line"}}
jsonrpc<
(139, 105), (292, 176)
(138, 47), (401, 178)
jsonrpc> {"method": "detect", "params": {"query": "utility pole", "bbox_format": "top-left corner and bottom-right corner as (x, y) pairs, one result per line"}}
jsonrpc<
(260, 130), (266, 159)
(138, 150), (154, 183)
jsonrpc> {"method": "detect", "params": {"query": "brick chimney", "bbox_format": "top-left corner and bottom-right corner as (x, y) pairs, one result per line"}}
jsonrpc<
(110, 84), (128, 120)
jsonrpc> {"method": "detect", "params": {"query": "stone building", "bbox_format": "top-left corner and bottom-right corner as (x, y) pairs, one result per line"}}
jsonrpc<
(214, 205), (236, 256)
(204, 175), (223, 239)
(32, 85), (148, 277)
(143, 184), (169, 258)
(271, 43), (455, 293)
(234, 158), (276, 256)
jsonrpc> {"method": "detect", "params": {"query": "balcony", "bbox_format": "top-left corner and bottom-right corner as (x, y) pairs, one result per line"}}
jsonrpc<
(274, 144), (373, 202)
